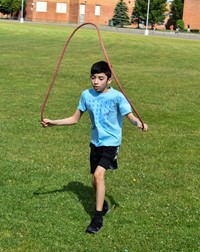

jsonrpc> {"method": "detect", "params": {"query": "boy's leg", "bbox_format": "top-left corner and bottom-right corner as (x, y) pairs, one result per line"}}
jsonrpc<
(86, 166), (106, 234)
(93, 165), (106, 211)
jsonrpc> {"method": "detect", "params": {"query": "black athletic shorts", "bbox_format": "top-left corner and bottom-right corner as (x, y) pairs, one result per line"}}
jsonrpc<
(90, 142), (120, 174)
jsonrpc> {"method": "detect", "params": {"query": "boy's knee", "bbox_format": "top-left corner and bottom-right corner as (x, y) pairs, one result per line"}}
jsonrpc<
(94, 166), (105, 182)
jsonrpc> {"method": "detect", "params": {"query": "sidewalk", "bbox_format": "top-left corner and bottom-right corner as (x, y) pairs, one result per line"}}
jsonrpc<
(87, 24), (200, 41)
(1, 19), (200, 41)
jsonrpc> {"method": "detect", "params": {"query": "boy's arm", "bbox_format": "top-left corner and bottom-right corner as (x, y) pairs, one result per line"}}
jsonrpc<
(42, 109), (83, 127)
(126, 112), (148, 131)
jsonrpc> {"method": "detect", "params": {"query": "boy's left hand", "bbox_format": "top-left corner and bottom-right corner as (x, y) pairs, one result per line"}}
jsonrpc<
(140, 123), (148, 131)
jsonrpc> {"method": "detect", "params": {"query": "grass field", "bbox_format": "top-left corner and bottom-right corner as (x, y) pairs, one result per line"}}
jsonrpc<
(0, 22), (200, 252)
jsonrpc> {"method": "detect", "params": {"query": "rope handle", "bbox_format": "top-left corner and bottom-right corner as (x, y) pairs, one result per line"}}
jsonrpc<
(41, 22), (145, 129)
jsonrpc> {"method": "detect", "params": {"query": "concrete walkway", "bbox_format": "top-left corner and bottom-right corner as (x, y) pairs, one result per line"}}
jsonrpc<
(106, 27), (200, 40)
(1, 19), (200, 41)
(86, 24), (200, 41)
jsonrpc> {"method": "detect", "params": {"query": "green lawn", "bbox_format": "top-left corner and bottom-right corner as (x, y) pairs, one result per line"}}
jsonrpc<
(0, 22), (199, 252)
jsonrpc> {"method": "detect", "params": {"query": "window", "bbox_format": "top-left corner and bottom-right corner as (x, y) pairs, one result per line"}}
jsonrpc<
(80, 4), (86, 15)
(95, 5), (101, 16)
(56, 3), (67, 13)
(36, 2), (47, 12)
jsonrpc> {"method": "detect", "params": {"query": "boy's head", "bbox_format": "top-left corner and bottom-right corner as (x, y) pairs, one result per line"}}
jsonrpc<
(91, 61), (112, 79)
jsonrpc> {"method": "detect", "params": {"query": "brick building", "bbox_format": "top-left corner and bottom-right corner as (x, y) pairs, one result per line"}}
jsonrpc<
(25, 0), (135, 25)
(183, 0), (200, 30)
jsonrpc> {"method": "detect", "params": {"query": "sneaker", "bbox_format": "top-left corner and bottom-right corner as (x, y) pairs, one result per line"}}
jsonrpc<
(86, 216), (103, 234)
(102, 200), (109, 216)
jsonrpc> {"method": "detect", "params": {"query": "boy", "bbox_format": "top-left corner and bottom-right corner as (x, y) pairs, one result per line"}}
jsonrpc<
(42, 61), (148, 234)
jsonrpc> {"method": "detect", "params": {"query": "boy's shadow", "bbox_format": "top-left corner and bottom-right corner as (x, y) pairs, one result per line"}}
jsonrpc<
(33, 181), (119, 218)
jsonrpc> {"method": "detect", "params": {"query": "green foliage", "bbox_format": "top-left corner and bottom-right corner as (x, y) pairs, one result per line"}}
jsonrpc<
(176, 19), (184, 30)
(112, 0), (130, 27)
(133, 0), (167, 27)
(0, 22), (200, 251)
(170, 0), (184, 22)
(190, 29), (200, 33)
(0, 0), (21, 15)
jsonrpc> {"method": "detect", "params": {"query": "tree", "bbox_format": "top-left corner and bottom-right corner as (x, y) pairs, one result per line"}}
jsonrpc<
(112, 0), (130, 28)
(0, 0), (21, 16)
(170, 0), (184, 21)
(166, 0), (184, 30)
(133, 0), (167, 28)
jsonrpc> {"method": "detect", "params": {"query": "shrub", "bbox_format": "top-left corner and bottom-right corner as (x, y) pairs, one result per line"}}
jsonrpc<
(190, 29), (199, 33)
(176, 19), (184, 30)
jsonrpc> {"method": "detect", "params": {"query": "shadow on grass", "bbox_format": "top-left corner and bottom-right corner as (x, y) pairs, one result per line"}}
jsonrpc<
(33, 181), (119, 217)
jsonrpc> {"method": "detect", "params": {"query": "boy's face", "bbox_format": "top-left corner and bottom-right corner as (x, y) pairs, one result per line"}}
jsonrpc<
(90, 73), (112, 93)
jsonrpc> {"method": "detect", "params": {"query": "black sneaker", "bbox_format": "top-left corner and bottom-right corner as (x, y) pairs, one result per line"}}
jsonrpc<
(86, 216), (103, 234)
(102, 200), (109, 216)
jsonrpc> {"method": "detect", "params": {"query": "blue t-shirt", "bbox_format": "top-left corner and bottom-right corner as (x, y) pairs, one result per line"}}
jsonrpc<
(77, 87), (132, 147)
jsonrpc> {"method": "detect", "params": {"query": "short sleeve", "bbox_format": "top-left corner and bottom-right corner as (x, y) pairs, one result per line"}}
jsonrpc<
(118, 93), (132, 116)
(77, 91), (87, 112)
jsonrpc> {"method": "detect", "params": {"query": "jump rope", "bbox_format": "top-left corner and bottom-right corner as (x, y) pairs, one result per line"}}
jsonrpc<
(41, 22), (145, 129)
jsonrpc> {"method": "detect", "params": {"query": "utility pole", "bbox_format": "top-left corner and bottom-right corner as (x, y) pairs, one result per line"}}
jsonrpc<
(20, 0), (24, 23)
(144, 0), (150, 35)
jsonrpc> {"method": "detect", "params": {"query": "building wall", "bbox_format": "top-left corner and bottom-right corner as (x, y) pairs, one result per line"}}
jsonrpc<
(82, 0), (134, 25)
(24, 0), (33, 20)
(68, 1), (79, 23)
(26, 0), (70, 23)
(25, 0), (135, 25)
(183, 0), (200, 30)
